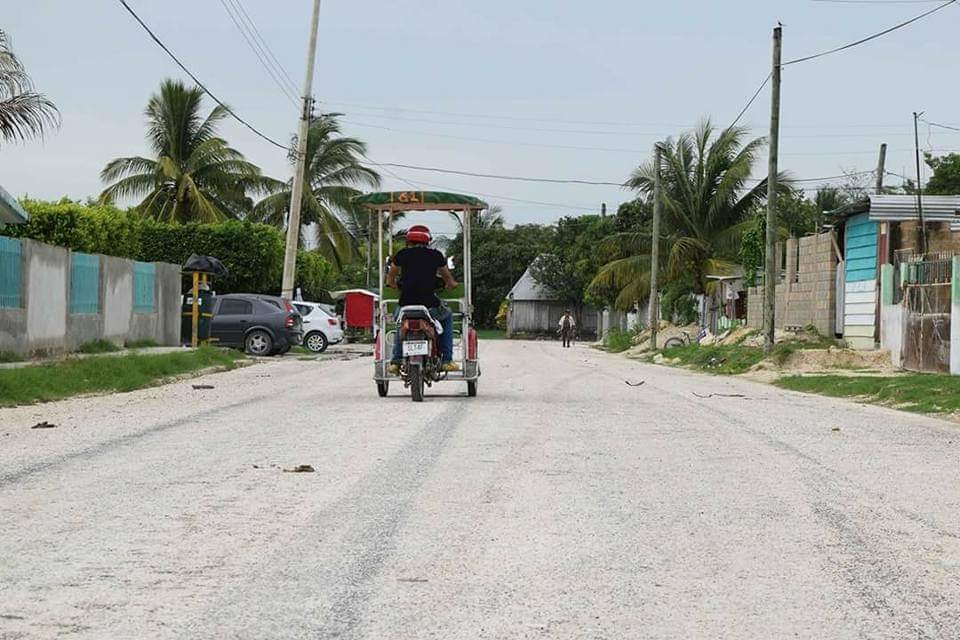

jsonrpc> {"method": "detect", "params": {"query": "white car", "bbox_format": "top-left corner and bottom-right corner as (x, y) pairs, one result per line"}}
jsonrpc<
(294, 301), (344, 353)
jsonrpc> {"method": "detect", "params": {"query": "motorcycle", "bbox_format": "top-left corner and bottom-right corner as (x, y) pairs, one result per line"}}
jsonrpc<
(395, 305), (445, 402)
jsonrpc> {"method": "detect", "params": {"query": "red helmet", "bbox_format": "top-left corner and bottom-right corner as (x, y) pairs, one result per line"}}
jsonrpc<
(406, 224), (432, 245)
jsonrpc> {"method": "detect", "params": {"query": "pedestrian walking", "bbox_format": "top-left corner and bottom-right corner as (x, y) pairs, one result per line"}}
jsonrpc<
(558, 309), (576, 348)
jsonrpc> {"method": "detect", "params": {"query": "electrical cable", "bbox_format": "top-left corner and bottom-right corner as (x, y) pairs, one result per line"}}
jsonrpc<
(227, 0), (300, 94)
(116, 0), (292, 151)
(218, 0), (298, 106)
(783, 0), (957, 65)
(728, 74), (772, 128)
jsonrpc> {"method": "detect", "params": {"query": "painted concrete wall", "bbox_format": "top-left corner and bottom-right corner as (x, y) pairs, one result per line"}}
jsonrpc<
(0, 236), (180, 356)
(952, 257), (960, 376)
(24, 239), (67, 352)
(103, 255), (134, 340)
(879, 264), (905, 370)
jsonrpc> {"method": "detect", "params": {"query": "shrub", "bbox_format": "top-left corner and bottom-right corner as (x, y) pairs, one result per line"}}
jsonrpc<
(603, 328), (634, 353)
(7, 199), (334, 297)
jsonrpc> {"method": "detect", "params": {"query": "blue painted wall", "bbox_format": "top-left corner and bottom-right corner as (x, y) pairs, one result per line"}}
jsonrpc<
(844, 213), (878, 282)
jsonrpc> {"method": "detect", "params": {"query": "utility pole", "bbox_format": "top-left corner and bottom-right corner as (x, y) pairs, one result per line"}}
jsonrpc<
(280, 0), (323, 299)
(912, 111), (928, 255)
(648, 144), (662, 350)
(365, 210), (372, 290)
(762, 25), (782, 354)
(875, 143), (887, 194)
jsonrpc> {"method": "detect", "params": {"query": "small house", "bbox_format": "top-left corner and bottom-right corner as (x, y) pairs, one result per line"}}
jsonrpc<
(505, 264), (598, 338)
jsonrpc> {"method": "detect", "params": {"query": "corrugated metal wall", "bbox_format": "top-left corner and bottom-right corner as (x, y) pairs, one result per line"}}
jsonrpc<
(133, 262), (156, 313)
(843, 213), (879, 349)
(0, 236), (22, 309)
(69, 252), (100, 315)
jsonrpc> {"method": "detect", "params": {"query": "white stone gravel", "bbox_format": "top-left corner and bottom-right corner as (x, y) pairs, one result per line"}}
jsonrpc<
(0, 341), (958, 639)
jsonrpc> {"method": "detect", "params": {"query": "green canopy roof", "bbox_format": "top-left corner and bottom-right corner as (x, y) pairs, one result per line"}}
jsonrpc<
(353, 190), (488, 212)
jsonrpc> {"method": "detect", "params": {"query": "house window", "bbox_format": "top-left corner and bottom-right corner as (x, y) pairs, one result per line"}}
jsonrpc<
(133, 262), (156, 313)
(0, 236), (22, 309)
(70, 252), (100, 314)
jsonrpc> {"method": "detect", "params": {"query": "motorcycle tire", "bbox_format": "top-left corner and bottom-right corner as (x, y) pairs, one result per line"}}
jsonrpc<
(409, 365), (424, 403)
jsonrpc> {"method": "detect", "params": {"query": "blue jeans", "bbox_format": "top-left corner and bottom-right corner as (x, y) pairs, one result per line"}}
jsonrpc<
(392, 306), (454, 363)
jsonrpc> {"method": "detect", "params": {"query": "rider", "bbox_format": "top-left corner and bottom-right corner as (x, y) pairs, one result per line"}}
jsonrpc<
(386, 224), (459, 374)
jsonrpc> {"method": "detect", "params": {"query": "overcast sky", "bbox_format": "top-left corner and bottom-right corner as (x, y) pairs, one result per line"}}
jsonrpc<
(3, 0), (959, 234)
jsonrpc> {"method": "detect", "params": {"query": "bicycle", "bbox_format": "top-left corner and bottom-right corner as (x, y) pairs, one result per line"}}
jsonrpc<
(662, 327), (707, 349)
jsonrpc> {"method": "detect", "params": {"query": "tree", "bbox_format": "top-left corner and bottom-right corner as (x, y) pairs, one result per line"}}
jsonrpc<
(100, 79), (270, 223)
(530, 215), (618, 320)
(924, 153), (960, 195)
(592, 120), (787, 309)
(448, 221), (554, 328)
(252, 114), (380, 270)
(0, 29), (59, 146)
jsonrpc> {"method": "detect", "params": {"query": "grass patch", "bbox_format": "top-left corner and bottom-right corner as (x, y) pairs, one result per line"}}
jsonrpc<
(0, 345), (246, 407)
(125, 339), (159, 349)
(78, 339), (121, 354)
(0, 351), (23, 363)
(776, 373), (960, 415)
(476, 329), (507, 340)
(768, 334), (838, 366)
(602, 329), (635, 353)
(662, 344), (765, 375)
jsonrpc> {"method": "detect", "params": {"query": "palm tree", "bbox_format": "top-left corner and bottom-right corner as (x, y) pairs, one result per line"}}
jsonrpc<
(100, 79), (271, 222)
(252, 115), (380, 270)
(0, 30), (59, 146)
(591, 120), (788, 309)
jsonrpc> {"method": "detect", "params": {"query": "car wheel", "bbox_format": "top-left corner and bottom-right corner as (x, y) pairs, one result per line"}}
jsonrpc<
(305, 331), (329, 353)
(245, 330), (273, 356)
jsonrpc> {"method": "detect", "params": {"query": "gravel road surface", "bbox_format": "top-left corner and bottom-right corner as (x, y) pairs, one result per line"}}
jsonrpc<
(1, 341), (958, 639)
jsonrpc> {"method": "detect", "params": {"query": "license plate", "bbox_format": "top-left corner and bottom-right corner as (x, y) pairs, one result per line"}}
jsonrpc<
(402, 340), (429, 356)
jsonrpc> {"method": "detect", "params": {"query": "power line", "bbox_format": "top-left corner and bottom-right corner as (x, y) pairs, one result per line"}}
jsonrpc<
(920, 117), (960, 132)
(729, 74), (772, 128)
(116, 0), (291, 151)
(811, 0), (942, 4)
(374, 163), (624, 187)
(324, 100), (691, 128)
(227, 0), (300, 94)
(783, 0), (957, 65)
(346, 120), (645, 153)
(218, 0), (298, 106)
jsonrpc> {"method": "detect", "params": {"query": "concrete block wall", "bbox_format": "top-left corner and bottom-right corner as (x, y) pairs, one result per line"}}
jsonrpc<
(746, 231), (838, 336)
(0, 236), (181, 356)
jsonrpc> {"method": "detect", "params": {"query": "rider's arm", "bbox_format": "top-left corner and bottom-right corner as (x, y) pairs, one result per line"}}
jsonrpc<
(386, 264), (400, 289)
(438, 265), (458, 290)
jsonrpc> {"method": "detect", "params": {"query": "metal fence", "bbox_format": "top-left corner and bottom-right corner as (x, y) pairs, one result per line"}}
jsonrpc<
(69, 252), (100, 314)
(0, 236), (22, 309)
(897, 251), (954, 373)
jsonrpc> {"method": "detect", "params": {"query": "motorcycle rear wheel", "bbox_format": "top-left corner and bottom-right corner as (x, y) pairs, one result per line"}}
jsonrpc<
(409, 365), (424, 402)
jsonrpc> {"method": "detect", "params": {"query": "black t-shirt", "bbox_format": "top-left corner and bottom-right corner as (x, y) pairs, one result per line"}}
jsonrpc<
(394, 246), (446, 307)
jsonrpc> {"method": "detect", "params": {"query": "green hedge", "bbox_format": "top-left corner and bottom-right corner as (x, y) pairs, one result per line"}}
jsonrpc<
(6, 199), (334, 297)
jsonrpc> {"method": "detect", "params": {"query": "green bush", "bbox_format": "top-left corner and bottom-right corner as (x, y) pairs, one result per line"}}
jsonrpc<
(78, 339), (121, 354)
(6, 199), (334, 297)
(603, 329), (634, 353)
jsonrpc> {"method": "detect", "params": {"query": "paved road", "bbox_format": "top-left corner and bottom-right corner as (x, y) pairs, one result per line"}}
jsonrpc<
(1, 341), (959, 639)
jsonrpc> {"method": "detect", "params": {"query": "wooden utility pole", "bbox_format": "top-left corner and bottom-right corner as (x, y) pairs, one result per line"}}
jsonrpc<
(366, 210), (372, 289)
(648, 144), (662, 350)
(762, 26), (782, 354)
(912, 111), (928, 255)
(280, 0), (322, 299)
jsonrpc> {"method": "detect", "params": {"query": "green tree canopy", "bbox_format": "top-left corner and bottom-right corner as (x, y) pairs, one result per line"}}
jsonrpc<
(924, 153), (960, 195)
(591, 120), (787, 309)
(0, 29), (59, 146)
(100, 79), (271, 223)
(252, 114), (380, 271)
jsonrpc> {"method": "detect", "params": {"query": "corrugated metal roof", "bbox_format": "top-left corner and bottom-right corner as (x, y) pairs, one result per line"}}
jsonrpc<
(508, 265), (557, 302)
(866, 195), (960, 224)
(0, 185), (28, 225)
